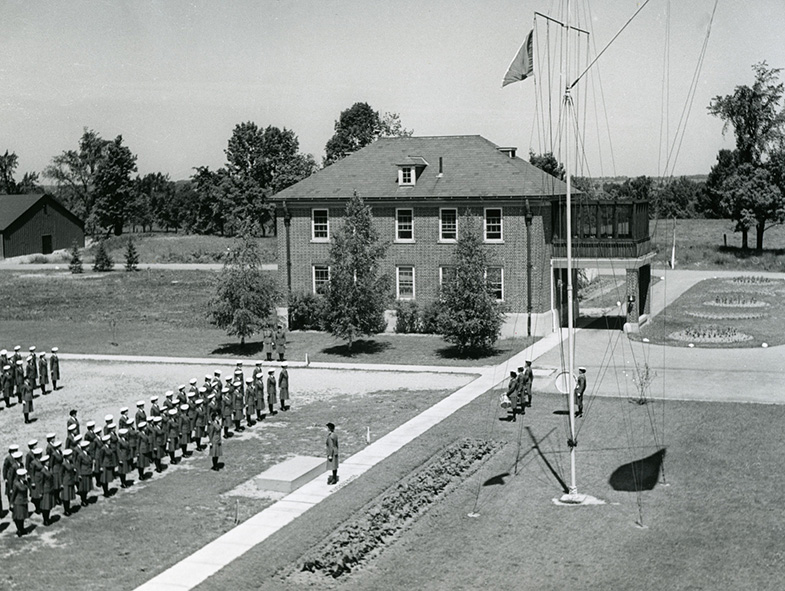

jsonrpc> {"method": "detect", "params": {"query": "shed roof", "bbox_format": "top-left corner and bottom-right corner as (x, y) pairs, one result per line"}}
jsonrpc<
(0, 194), (47, 231)
(273, 135), (569, 202)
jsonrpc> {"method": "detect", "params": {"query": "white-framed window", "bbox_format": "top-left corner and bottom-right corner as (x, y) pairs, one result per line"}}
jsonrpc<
(396, 208), (414, 242)
(484, 208), (503, 242)
(396, 266), (415, 300)
(440, 208), (458, 242)
(486, 266), (504, 301)
(398, 166), (414, 186)
(312, 265), (330, 294)
(439, 266), (456, 287)
(312, 209), (329, 241)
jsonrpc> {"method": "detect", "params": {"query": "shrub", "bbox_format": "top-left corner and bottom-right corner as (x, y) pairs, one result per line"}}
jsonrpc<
(92, 239), (114, 272)
(124, 238), (139, 271)
(68, 240), (83, 274)
(394, 301), (420, 333)
(420, 300), (441, 334)
(288, 291), (326, 331)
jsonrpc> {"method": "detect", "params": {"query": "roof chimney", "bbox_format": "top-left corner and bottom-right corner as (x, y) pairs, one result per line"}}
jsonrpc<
(438, 157), (443, 177)
(498, 146), (517, 158)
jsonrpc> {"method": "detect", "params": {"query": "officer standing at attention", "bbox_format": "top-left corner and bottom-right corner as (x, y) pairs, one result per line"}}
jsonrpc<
(505, 370), (519, 422)
(278, 363), (289, 411)
(50, 347), (61, 390)
(574, 366), (587, 417)
(523, 360), (534, 408)
(267, 370), (277, 416)
(326, 422), (339, 485)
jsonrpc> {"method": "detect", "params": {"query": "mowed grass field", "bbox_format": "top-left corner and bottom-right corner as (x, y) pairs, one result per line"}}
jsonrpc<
(650, 218), (785, 270)
(196, 387), (785, 591)
(0, 270), (533, 366)
(0, 361), (475, 591)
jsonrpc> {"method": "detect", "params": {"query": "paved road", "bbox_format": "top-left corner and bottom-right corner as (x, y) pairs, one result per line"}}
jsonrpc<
(0, 262), (277, 271)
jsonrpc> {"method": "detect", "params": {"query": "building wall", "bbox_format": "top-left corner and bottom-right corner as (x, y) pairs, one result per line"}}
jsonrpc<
(2, 198), (84, 259)
(276, 200), (553, 317)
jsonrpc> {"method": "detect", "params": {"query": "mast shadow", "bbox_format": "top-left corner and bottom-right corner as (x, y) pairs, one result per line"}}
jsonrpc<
(525, 427), (569, 494)
(608, 448), (666, 491)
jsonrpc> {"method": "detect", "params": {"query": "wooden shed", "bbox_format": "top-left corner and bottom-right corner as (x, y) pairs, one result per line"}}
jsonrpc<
(0, 194), (84, 259)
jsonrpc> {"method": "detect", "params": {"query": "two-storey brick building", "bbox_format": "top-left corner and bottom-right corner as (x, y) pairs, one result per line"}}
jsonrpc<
(272, 135), (654, 336)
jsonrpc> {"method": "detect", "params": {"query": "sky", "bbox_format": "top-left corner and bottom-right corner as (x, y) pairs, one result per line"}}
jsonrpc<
(1, 0), (783, 182)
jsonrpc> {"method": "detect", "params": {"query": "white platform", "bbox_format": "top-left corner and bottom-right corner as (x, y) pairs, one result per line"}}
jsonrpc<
(255, 455), (326, 493)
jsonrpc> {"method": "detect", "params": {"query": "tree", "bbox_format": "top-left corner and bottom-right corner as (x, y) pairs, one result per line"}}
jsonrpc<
(0, 150), (40, 194)
(44, 128), (110, 221)
(207, 225), (277, 345)
(124, 238), (139, 271)
(437, 214), (504, 354)
(322, 192), (390, 350)
(529, 151), (565, 180)
(91, 135), (138, 236)
(701, 149), (738, 218)
(92, 239), (114, 272)
(324, 103), (413, 166)
(720, 163), (784, 250)
(708, 62), (785, 166)
(68, 240), (83, 274)
(651, 177), (703, 219)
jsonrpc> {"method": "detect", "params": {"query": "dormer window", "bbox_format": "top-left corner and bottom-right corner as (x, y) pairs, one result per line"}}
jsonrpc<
(396, 156), (428, 186)
(399, 166), (414, 186)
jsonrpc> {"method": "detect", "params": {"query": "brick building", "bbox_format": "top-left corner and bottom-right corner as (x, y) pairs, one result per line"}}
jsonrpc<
(272, 135), (653, 336)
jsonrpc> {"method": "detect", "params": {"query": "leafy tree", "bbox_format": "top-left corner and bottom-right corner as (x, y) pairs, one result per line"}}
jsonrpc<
(322, 192), (390, 349)
(651, 177), (703, 219)
(708, 62), (785, 166)
(529, 151), (565, 180)
(0, 150), (40, 194)
(207, 225), (277, 345)
(124, 238), (139, 271)
(437, 214), (504, 354)
(91, 135), (138, 236)
(701, 149), (739, 218)
(92, 239), (114, 272)
(68, 240), (83, 274)
(720, 163), (784, 250)
(324, 103), (412, 166)
(44, 128), (110, 221)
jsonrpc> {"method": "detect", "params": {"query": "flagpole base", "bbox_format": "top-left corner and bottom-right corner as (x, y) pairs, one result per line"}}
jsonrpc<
(552, 492), (605, 506)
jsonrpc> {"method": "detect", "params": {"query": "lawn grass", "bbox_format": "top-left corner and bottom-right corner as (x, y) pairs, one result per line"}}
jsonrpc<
(0, 270), (534, 366)
(637, 275), (785, 348)
(650, 218), (785, 271)
(198, 388), (785, 591)
(28, 232), (278, 265)
(0, 361), (474, 591)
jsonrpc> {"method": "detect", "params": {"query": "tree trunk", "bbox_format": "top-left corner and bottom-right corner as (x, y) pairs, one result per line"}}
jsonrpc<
(741, 227), (749, 250)
(756, 221), (765, 252)
(114, 222), (123, 236)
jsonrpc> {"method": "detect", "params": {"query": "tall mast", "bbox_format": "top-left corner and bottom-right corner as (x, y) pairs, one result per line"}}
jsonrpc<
(563, 0), (578, 498)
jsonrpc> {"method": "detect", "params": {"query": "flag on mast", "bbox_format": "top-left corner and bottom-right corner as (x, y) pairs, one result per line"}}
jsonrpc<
(502, 30), (534, 87)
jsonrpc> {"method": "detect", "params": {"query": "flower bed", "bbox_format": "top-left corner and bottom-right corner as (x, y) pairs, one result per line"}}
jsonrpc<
(669, 325), (753, 344)
(731, 275), (772, 284)
(686, 311), (765, 320)
(704, 294), (768, 308)
(297, 438), (504, 579)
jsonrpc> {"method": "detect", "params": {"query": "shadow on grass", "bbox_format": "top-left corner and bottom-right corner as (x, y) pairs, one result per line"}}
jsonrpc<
(609, 448), (666, 492)
(577, 315), (627, 330)
(211, 341), (266, 356)
(482, 472), (511, 486)
(321, 339), (393, 357)
(718, 245), (785, 258)
(435, 345), (503, 361)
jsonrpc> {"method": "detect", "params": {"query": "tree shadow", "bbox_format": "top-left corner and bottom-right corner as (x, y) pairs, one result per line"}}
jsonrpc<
(609, 448), (666, 492)
(718, 245), (785, 258)
(211, 341), (265, 356)
(321, 339), (393, 357)
(577, 315), (626, 330)
(435, 345), (501, 360)
(482, 472), (510, 486)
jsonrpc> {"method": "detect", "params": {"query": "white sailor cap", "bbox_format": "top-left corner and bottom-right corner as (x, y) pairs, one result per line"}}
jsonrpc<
(107, 423), (116, 430)
(79, 440), (90, 448)
(67, 423), (77, 431)
(32, 447), (43, 455)
(214, 370), (221, 376)
(9, 444), (19, 451)
(40, 454), (50, 462)
(281, 362), (288, 367)
(578, 366), (587, 372)
(0, 350), (6, 356)
(136, 400), (145, 407)
(245, 377), (252, 383)
(198, 386), (207, 393)
(205, 374), (211, 380)
(52, 347), (59, 353)
(13, 345), (21, 351)
(16, 468), (27, 476)
(29, 346), (36, 352)
(53, 440), (62, 448)
(150, 396), (159, 402)
(195, 398), (204, 405)
(105, 414), (114, 422)
(120, 407), (129, 413)
(86, 421), (95, 428)
(165, 391), (174, 397)
(189, 378), (197, 385)
(137, 422), (147, 429)
(255, 372), (263, 378)
(63, 449), (73, 456)
(27, 439), (38, 447)
(46, 432), (56, 439)
(179, 404), (188, 410)
(178, 384), (186, 390)
(2, 365), (9, 371)
(168, 409), (177, 415)
(186, 392), (195, 398)
(73, 434), (83, 442)
(100, 435), (110, 442)
(12, 451), (23, 459)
